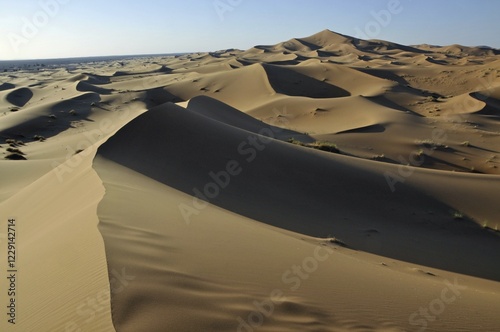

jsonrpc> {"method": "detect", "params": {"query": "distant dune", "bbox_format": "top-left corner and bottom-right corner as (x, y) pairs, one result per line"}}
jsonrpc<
(1, 29), (499, 332)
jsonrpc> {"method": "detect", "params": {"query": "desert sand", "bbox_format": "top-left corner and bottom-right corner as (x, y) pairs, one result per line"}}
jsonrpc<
(1, 29), (499, 331)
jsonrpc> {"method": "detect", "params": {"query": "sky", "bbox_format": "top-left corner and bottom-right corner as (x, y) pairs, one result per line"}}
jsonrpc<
(0, 0), (499, 60)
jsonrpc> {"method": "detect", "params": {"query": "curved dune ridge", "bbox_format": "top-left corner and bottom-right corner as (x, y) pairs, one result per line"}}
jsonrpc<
(93, 99), (500, 331)
(1, 29), (500, 332)
(97, 100), (500, 279)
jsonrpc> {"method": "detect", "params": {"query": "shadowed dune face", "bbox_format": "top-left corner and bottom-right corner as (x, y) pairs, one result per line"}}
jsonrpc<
(93, 98), (500, 332)
(81, 73), (112, 85)
(0, 82), (15, 91)
(355, 39), (428, 55)
(0, 92), (100, 139)
(96, 101), (500, 282)
(143, 87), (183, 107)
(6, 87), (33, 106)
(77, 81), (114, 94)
(186, 95), (315, 142)
(262, 64), (350, 98)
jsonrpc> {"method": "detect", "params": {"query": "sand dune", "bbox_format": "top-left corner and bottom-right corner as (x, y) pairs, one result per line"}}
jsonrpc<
(95, 101), (500, 279)
(94, 155), (500, 332)
(1, 29), (500, 331)
(186, 95), (311, 142)
(5, 87), (33, 107)
(0, 147), (114, 332)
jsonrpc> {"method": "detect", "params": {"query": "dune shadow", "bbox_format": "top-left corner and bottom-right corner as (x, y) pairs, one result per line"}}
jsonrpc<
(316, 50), (341, 57)
(77, 81), (114, 95)
(471, 93), (500, 117)
(0, 82), (15, 91)
(426, 57), (449, 65)
(6, 87), (33, 107)
(356, 68), (409, 86)
(187, 95), (315, 143)
(0, 92), (99, 140)
(266, 60), (300, 66)
(81, 73), (112, 85)
(262, 64), (350, 98)
(352, 39), (429, 55)
(336, 124), (386, 134)
(365, 95), (423, 116)
(143, 87), (183, 108)
(95, 102), (500, 282)
(415, 154), (474, 172)
(293, 38), (322, 51)
(113, 65), (172, 77)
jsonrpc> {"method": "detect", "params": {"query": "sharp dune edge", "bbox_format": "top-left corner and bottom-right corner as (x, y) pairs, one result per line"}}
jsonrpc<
(1, 30), (499, 331)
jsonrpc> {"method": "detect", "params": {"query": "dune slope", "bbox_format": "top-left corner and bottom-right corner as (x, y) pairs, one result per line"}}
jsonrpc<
(94, 100), (500, 331)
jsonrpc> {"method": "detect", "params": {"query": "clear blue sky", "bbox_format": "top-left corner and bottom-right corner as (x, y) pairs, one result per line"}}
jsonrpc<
(0, 0), (498, 60)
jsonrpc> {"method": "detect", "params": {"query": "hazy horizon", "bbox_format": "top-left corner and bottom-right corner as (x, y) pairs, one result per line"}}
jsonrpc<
(0, 52), (188, 63)
(1, 0), (499, 60)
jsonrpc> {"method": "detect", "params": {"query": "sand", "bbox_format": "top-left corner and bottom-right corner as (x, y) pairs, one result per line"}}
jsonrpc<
(1, 29), (499, 331)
